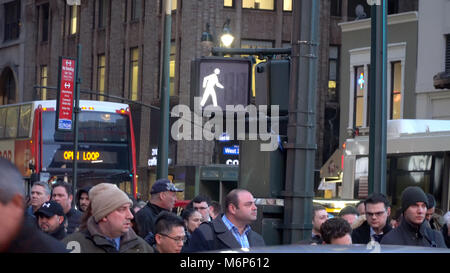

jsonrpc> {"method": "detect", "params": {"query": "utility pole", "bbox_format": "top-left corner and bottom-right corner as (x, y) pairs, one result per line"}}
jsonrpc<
(157, 0), (172, 179)
(282, 0), (320, 243)
(368, 0), (387, 195)
(72, 44), (81, 202)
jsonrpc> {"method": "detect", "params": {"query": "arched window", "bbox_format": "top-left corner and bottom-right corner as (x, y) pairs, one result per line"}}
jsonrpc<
(0, 68), (17, 105)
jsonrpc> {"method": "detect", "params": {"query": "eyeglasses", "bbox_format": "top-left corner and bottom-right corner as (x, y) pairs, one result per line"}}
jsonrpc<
(159, 233), (186, 244)
(365, 211), (386, 218)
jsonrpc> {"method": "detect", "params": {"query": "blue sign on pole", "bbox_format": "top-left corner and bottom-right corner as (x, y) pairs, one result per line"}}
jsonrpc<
(223, 145), (239, 155)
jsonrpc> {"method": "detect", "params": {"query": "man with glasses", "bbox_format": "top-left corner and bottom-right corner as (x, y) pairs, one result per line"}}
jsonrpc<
(187, 195), (212, 222)
(153, 211), (186, 253)
(135, 178), (183, 238)
(352, 193), (392, 244)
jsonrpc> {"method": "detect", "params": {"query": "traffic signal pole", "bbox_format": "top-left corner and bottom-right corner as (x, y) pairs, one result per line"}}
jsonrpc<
(157, 0), (172, 179)
(368, 0), (388, 195)
(282, 0), (320, 243)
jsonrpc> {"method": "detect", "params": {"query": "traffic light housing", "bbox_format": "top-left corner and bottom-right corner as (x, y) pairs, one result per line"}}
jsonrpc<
(255, 59), (290, 115)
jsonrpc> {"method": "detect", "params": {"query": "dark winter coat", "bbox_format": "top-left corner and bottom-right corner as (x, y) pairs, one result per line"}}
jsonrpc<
(381, 218), (446, 248)
(135, 202), (168, 238)
(182, 214), (265, 252)
(65, 207), (82, 235)
(48, 222), (67, 240)
(351, 220), (392, 244)
(7, 215), (68, 253)
(442, 224), (450, 248)
(62, 217), (154, 253)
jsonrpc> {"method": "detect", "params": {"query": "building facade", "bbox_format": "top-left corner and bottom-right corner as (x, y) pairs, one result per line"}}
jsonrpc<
(0, 0), (359, 201)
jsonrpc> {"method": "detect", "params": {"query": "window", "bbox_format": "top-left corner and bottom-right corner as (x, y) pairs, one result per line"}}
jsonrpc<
(129, 48), (139, 101)
(328, 46), (339, 102)
(349, 44), (405, 130)
(172, 0), (177, 11)
(446, 35), (450, 72)
(224, 0), (233, 7)
(283, 0), (292, 12)
(330, 0), (342, 16)
(242, 0), (274, 10)
(40, 66), (48, 100)
(41, 3), (49, 42)
(354, 66), (366, 128)
(4, 0), (21, 41)
(98, 0), (107, 28)
(97, 55), (106, 101)
(390, 61), (402, 119)
(131, 0), (142, 20)
(170, 43), (176, 96)
(18, 104), (31, 138)
(70, 5), (78, 35)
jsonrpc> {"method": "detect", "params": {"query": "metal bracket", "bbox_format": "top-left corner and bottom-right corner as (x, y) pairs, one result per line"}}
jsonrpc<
(283, 143), (317, 150)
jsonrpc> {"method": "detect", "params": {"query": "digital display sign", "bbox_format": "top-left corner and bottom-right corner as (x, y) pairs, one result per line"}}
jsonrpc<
(54, 150), (117, 164)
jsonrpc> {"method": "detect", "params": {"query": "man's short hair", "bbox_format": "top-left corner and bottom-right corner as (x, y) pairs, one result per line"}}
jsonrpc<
(192, 195), (211, 206)
(224, 189), (248, 212)
(338, 206), (359, 217)
(320, 217), (352, 244)
(154, 211), (185, 235)
(0, 158), (24, 203)
(52, 181), (73, 197)
(312, 205), (327, 220)
(364, 192), (390, 208)
(32, 181), (51, 196)
(210, 201), (222, 214)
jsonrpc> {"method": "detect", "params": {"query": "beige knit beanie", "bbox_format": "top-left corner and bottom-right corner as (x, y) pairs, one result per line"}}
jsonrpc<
(89, 183), (133, 222)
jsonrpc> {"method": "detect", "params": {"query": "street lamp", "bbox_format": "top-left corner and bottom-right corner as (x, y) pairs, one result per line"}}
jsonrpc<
(220, 18), (234, 48)
(201, 23), (214, 56)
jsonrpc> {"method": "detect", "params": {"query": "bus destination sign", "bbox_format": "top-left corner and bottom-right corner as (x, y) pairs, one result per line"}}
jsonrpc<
(56, 57), (76, 131)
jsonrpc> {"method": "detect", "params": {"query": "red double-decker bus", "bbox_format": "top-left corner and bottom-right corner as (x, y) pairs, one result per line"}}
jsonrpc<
(0, 100), (137, 198)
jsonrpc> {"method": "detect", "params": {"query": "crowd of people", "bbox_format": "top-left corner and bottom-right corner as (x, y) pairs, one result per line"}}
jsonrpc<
(1, 157), (449, 253)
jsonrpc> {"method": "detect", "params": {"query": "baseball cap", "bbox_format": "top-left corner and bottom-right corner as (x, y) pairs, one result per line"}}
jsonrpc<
(35, 200), (64, 218)
(150, 178), (183, 194)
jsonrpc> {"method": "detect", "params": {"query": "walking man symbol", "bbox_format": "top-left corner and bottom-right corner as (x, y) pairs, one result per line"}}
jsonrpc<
(200, 68), (224, 107)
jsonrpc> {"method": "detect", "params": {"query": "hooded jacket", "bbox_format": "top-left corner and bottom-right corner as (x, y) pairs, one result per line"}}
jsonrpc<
(62, 216), (154, 253)
(380, 218), (446, 248)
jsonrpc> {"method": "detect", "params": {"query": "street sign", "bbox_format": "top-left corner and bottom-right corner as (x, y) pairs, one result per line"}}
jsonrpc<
(190, 57), (251, 110)
(55, 57), (76, 131)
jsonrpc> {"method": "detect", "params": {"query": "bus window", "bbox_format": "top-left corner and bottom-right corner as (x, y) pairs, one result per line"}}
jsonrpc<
(0, 108), (6, 138)
(18, 104), (32, 138)
(5, 106), (19, 138)
(42, 112), (129, 143)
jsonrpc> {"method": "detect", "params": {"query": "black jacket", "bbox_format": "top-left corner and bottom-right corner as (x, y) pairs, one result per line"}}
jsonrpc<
(7, 215), (68, 253)
(135, 202), (168, 238)
(182, 214), (265, 252)
(49, 222), (67, 240)
(352, 220), (392, 244)
(65, 207), (82, 235)
(381, 218), (446, 248)
(442, 224), (450, 248)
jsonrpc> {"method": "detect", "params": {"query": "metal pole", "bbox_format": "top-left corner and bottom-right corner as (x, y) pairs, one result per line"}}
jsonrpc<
(368, 0), (387, 195)
(157, 0), (172, 179)
(72, 44), (81, 203)
(282, 0), (320, 243)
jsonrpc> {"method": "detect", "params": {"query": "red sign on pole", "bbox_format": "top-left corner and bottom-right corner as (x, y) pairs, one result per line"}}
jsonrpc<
(56, 57), (76, 131)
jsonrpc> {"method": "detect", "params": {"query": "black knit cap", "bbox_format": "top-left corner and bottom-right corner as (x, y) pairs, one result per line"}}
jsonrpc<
(401, 186), (429, 213)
